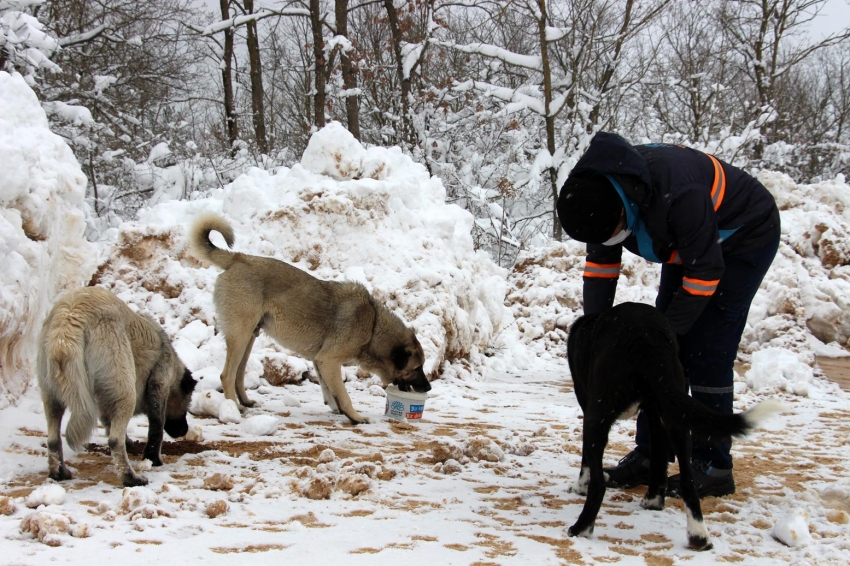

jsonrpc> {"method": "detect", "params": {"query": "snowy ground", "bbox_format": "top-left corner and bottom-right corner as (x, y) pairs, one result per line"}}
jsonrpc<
(1, 356), (849, 565)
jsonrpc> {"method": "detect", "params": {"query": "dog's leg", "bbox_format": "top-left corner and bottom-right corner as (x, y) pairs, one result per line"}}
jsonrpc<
(234, 334), (257, 408)
(568, 453), (591, 496)
(44, 397), (73, 481)
(670, 428), (712, 551)
(314, 366), (340, 413)
(641, 410), (668, 511)
(142, 382), (166, 467)
(568, 416), (611, 538)
(108, 412), (148, 487)
(221, 329), (256, 408)
(314, 359), (370, 424)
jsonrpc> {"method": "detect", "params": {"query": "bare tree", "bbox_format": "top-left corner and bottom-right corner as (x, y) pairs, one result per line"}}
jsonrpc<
(220, 0), (239, 153)
(334, 0), (360, 138)
(720, 0), (850, 152)
(243, 0), (269, 152)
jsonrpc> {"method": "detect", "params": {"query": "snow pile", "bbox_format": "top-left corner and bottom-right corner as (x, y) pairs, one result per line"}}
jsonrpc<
(241, 415), (280, 436)
(0, 71), (97, 408)
(753, 172), (850, 351)
(190, 390), (241, 423)
(772, 508), (813, 547)
(90, 121), (512, 400)
(744, 348), (818, 397)
(20, 510), (91, 547)
(506, 171), (850, 369)
(25, 485), (66, 508)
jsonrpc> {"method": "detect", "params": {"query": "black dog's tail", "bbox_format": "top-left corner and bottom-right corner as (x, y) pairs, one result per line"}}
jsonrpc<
(660, 385), (784, 438)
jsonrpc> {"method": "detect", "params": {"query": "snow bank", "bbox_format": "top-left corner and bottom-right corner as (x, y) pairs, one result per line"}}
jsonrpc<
(90, 121), (512, 392)
(0, 71), (97, 407)
(506, 171), (850, 368)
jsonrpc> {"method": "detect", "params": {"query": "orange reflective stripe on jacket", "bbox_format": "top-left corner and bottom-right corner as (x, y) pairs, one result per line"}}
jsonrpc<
(583, 261), (620, 279)
(706, 153), (726, 212)
(682, 276), (719, 296)
(664, 153), (725, 265)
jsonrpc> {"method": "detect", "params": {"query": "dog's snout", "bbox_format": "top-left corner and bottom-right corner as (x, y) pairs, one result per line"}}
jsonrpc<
(164, 416), (189, 439)
(410, 369), (431, 393)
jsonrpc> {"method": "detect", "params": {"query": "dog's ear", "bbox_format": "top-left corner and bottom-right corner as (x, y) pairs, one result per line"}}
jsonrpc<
(181, 369), (197, 394)
(390, 345), (410, 370)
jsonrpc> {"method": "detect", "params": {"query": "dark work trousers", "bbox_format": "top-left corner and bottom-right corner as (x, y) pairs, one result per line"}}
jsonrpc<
(634, 233), (780, 469)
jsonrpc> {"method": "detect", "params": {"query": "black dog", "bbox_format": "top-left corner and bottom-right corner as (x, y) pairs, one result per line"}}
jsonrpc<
(566, 302), (781, 550)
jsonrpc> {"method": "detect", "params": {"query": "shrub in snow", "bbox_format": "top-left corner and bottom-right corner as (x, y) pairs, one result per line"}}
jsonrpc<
(0, 72), (96, 407)
(25, 484), (65, 508)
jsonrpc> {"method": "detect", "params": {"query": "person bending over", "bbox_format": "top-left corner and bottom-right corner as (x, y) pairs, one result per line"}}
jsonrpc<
(557, 132), (780, 498)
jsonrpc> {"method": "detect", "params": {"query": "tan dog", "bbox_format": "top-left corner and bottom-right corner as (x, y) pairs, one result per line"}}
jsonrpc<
(37, 286), (196, 487)
(187, 213), (430, 424)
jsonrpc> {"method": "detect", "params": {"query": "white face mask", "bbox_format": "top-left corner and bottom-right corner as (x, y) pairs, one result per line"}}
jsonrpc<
(602, 228), (631, 246)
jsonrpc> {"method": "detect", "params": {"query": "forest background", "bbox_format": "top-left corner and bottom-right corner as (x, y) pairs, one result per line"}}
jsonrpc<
(2, 0), (850, 267)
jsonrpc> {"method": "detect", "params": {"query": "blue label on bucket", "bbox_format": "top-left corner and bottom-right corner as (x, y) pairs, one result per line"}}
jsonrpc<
(409, 404), (424, 412)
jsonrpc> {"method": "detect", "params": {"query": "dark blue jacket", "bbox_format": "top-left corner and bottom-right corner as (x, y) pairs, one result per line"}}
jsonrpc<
(559, 132), (780, 335)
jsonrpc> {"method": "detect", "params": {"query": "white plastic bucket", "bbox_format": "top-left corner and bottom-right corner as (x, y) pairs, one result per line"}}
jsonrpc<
(384, 385), (428, 421)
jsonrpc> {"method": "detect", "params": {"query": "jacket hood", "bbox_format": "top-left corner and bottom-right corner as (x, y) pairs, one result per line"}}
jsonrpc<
(570, 132), (651, 184)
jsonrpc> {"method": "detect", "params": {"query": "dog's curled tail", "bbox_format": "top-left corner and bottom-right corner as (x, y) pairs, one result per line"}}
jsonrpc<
(39, 308), (100, 451)
(188, 213), (236, 270)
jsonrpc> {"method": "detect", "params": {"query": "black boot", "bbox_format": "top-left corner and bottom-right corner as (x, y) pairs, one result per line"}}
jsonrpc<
(668, 460), (735, 498)
(604, 450), (650, 488)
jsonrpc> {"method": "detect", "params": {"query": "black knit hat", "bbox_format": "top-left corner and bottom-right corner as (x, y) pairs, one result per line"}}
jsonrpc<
(557, 173), (623, 243)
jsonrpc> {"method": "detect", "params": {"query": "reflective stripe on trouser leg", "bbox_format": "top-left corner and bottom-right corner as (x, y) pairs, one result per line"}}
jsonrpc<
(635, 234), (779, 468)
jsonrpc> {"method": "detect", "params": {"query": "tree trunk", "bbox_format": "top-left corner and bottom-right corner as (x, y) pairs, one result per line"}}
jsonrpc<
(220, 0), (239, 155)
(310, 0), (326, 129)
(335, 0), (359, 139)
(537, 0), (561, 240)
(245, 0), (268, 153)
(382, 0), (412, 145)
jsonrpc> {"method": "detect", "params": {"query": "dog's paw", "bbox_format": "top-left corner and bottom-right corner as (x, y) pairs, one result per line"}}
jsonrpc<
(567, 481), (588, 497)
(122, 474), (149, 487)
(688, 534), (713, 551)
(641, 494), (665, 511)
(348, 415), (372, 425)
(567, 524), (593, 538)
(49, 465), (73, 482)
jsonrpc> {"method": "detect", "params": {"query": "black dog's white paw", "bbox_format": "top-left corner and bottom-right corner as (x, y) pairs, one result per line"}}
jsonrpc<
(641, 494), (665, 510)
(568, 524), (593, 538)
